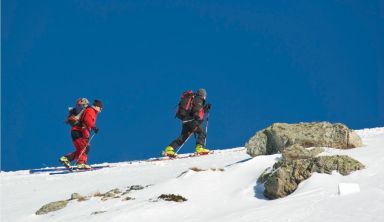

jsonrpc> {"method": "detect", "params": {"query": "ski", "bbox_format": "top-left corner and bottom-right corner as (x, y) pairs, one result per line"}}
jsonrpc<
(30, 165), (110, 174)
(148, 151), (214, 162)
(49, 166), (107, 175)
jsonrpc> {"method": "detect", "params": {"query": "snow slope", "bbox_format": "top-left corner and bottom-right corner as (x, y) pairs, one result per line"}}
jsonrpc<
(1, 127), (384, 222)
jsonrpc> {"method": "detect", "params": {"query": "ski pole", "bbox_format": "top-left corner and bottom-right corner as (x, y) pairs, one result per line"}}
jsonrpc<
(175, 132), (193, 155)
(175, 124), (199, 155)
(75, 133), (96, 165)
(204, 113), (209, 146)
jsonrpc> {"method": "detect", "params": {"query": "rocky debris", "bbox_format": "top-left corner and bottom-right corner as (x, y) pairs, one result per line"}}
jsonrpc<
(158, 194), (187, 202)
(108, 188), (122, 194)
(96, 188), (122, 201)
(246, 122), (362, 157)
(69, 193), (89, 202)
(91, 185), (147, 200)
(259, 155), (365, 199)
(127, 185), (145, 191)
(35, 200), (68, 215)
(189, 167), (225, 172)
(70, 193), (82, 200)
(91, 211), (107, 215)
(190, 167), (206, 172)
(36, 186), (148, 215)
(282, 144), (324, 161)
(102, 192), (116, 200)
(211, 168), (225, 171)
(122, 185), (145, 195)
(93, 192), (103, 197)
(122, 196), (136, 201)
(178, 167), (225, 177)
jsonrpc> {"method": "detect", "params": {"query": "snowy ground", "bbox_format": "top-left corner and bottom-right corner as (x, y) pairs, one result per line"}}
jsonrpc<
(1, 127), (384, 222)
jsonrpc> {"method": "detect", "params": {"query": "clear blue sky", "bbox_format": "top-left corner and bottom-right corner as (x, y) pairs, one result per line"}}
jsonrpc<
(2, 0), (383, 171)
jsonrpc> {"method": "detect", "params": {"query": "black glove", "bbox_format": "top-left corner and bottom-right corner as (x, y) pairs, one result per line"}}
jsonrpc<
(193, 114), (201, 121)
(204, 103), (212, 112)
(92, 126), (99, 134)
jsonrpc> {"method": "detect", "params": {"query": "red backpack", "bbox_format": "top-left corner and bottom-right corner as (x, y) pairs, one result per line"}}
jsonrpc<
(175, 90), (195, 120)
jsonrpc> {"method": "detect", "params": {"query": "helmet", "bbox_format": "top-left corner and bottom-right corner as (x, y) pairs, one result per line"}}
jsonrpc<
(77, 98), (89, 106)
(197, 88), (207, 98)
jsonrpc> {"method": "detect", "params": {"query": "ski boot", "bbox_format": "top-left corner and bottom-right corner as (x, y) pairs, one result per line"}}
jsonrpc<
(163, 146), (177, 158)
(196, 144), (210, 155)
(59, 156), (71, 169)
(76, 163), (92, 170)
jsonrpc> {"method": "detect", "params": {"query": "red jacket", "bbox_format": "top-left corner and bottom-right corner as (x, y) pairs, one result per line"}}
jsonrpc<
(71, 107), (98, 139)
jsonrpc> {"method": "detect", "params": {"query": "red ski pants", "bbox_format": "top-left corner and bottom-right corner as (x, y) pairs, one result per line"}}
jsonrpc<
(67, 138), (90, 164)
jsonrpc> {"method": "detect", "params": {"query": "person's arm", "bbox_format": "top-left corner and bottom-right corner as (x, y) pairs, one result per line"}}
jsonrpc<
(82, 109), (96, 130)
(192, 96), (205, 120)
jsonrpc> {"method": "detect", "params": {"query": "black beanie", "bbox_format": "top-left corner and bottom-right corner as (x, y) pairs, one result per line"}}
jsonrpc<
(93, 99), (103, 109)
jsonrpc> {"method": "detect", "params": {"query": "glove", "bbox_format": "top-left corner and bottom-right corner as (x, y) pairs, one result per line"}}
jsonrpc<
(92, 126), (99, 134)
(204, 103), (212, 112)
(193, 114), (201, 121)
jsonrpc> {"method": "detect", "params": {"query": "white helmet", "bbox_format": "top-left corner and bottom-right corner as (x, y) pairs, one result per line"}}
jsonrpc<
(77, 98), (89, 106)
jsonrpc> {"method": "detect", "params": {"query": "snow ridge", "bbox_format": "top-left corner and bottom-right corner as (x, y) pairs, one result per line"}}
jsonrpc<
(1, 127), (384, 222)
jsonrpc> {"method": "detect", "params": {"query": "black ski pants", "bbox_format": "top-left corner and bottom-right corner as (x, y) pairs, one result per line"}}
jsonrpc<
(170, 120), (206, 149)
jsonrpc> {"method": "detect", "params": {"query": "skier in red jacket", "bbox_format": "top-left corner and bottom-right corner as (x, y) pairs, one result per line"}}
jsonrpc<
(60, 99), (103, 169)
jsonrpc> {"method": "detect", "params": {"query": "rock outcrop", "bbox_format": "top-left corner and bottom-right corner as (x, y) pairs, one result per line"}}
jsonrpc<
(246, 122), (362, 157)
(259, 155), (365, 199)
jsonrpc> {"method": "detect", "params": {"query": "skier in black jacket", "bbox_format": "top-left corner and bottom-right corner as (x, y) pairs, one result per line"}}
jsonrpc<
(164, 88), (211, 157)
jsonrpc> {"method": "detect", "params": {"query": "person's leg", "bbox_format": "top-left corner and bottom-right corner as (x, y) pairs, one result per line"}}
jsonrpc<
(82, 142), (90, 163)
(194, 122), (209, 154)
(60, 130), (82, 167)
(73, 138), (89, 164)
(65, 130), (83, 162)
(195, 123), (207, 146)
(169, 123), (193, 149)
(64, 152), (76, 162)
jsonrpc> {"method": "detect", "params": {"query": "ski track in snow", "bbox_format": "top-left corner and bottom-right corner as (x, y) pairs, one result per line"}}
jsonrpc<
(1, 128), (384, 222)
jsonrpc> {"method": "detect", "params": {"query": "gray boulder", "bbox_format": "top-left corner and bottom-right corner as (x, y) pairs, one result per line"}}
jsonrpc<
(246, 122), (362, 157)
(260, 155), (365, 199)
(36, 200), (68, 215)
